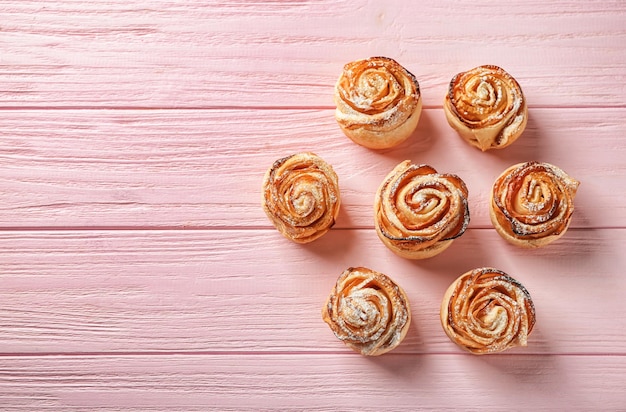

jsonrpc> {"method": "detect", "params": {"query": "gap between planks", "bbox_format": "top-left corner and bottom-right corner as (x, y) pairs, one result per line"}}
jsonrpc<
(1, 104), (626, 111)
(0, 351), (625, 358)
(0, 226), (621, 232)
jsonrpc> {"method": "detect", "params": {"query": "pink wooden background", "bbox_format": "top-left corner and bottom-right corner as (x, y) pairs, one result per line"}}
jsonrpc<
(1, 1), (625, 410)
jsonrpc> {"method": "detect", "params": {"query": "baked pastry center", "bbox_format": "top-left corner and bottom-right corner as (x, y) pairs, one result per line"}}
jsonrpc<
(351, 69), (400, 112)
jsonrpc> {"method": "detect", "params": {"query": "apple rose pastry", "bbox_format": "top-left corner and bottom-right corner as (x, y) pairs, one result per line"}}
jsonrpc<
(444, 65), (528, 151)
(374, 161), (470, 259)
(490, 161), (580, 248)
(334, 56), (422, 149)
(441, 267), (536, 355)
(322, 267), (411, 356)
(262, 152), (340, 244)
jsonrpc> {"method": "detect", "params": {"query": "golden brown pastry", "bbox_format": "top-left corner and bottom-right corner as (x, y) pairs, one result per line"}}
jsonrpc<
(334, 56), (422, 149)
(490, 161), (579, 248)
(440, 267), (536, 355)
(444, 65), (527, 151)
(322, 267), (411, 356)
(262, 152), (340, 243)
(374, 161), (470, 259)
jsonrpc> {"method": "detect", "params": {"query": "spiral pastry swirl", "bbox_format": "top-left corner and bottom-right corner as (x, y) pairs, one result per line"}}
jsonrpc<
(490, 161), (579, 248)
(262, 152), (340, 244)
(440, 268), (536, 355)
(374, 161), (470, 259)
(334, 56), (422, 149)
(444, 65), (528, 151)
(322, 267), (411, 356)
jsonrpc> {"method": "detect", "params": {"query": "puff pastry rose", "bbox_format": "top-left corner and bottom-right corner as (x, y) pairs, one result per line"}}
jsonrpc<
(334, 56), (422, 149)
(440, 267), (536, 355)
(262, 152), (340, 243)
(322, 267), (411, 356)
(374, 161), (470, 259)
(444, 65), (527, 151)
(490, 161), (579, 248)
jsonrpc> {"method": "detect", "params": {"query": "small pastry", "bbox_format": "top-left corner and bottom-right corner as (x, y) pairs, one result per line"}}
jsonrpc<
(374, 161), (470, 259)
(334, 56), (422, 149)
(262, 152), (340, 244)
(444, 65), (527, 151)
(440, 267), (536, 355)
(322, 267), (411, 356)
(490, 161), (579, 248)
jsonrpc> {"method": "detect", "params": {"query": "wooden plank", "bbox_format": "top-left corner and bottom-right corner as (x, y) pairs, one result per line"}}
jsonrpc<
(0, 353), (624, 410)
(0, 228), (624, 355)
(1, 1), (624, 410)
(1, 1), (624, 108)
(1, 108), (623, 229)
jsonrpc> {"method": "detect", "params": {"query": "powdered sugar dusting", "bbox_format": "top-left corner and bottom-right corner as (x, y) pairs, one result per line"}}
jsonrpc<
(335, 57), (420, 130)
(322, 267), (410, 356)
(492, 162), (579, 241)
(443, 268), (535, 354)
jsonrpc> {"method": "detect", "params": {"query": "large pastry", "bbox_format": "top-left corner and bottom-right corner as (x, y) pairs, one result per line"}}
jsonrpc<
(262, 152), (340, 243)
(374, 161), (470, 259)
(322, 267), (411, 356)
(440, 267), (536, 355)
(334, 56), (422, 149)
(490, 161), (579, 248)
(444, 65), (527, 151)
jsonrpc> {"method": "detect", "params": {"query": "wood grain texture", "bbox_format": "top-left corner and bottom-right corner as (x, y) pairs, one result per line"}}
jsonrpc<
(1, 108), (623, 229)
(1, 0), (625, 410)
(0, 228), (623, 355)
(1, 1), (625, 108)
(0, 354), (624, 411)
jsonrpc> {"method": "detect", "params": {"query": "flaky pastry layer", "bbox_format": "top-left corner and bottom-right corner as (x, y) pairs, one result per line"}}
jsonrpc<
(374, 161), (470, 259)
(262, 152), (340, 243)
(322, 267), (411, 356)
(440, 267), (536, 355)
(335, 56), (422, 149)
(490, 161), (579, 248)
(444, 65), (527, 151)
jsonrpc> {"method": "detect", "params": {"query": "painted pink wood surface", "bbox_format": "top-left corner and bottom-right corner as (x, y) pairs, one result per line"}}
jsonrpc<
(0, 229), (624, 355)
(1, 108), (624, 229)
(1, 0), (625, 410)
(1, 1), (625, 108)
(1, 354), (624, 411)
